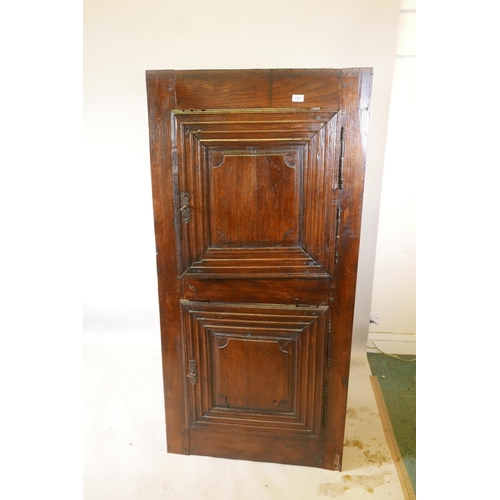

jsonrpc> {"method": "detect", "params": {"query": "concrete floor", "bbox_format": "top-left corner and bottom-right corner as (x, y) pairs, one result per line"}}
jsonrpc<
(83, 319), (406, 499)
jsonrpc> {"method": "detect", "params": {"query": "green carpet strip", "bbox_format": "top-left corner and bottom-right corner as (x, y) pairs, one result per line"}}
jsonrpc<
(367, 353), (416, 493)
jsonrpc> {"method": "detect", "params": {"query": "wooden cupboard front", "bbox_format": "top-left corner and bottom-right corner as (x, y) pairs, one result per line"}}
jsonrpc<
(146, 68), (372, 470)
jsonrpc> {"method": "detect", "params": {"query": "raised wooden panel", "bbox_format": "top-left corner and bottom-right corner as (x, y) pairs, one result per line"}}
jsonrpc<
(173, 108), (341, 278)
(213, 334), (294, 412)
(209, 152), (299, 245)
(181, 301), (328, 436)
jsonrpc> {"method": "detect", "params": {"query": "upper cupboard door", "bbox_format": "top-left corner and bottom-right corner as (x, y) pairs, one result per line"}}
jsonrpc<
(172, 107), (344, 279)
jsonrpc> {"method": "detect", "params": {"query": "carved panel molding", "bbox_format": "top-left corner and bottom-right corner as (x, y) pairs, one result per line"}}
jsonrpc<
(171, 109), (342, 279)
(181, 301), (328, 437)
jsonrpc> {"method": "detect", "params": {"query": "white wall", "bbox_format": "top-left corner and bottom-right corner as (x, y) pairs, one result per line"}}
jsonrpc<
(83, 0), (401, 353)
(368, 1), (416, 354)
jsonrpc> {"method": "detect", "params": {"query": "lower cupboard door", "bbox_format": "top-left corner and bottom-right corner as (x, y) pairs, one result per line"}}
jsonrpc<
(180, 300), (329, 467)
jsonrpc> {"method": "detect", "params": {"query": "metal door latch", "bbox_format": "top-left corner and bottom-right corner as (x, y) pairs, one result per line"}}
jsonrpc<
(180, 192), (191, 223)
(187, 359), (198, 385)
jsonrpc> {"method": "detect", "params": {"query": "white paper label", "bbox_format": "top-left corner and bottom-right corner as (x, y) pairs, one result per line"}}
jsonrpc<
(292, 94), (304, 102)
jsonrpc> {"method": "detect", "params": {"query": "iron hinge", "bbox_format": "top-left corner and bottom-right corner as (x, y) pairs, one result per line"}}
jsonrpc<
(322, 382), (329, 426)
(327, 319), (332, 368)
(334, 202), (342, 265)
(339, 127), (345, 190)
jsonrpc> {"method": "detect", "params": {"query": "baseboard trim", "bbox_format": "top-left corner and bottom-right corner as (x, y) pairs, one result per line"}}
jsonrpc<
(367, 332), (416, 355)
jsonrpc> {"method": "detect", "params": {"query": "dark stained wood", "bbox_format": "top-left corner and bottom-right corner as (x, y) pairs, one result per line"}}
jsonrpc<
(189, 428), (320, 467)
(181, 301), (326, 438)
(322, 68), (373, 471)
(182, 248), (330, 279)
(146, 68), (372, 470)
(146, 70), (189, 455)
(175, 69), (341, 110)
(182, 278), (330, 305)
(209, 154), (299, 244)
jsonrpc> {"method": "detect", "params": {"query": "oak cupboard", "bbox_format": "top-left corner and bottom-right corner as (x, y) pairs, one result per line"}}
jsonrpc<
(146, 68), (373, 470)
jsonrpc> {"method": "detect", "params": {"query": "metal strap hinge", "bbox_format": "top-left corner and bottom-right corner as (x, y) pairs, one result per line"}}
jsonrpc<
(327, 319), (332, 368)
(339, 127), (345, 190)
(334, 202), (342, 265)
(322, 382), (329, 426)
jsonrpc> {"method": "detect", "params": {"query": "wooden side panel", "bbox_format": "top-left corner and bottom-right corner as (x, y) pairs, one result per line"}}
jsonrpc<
(322, 68), (373, 470)
(146, 70), (187, 455)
